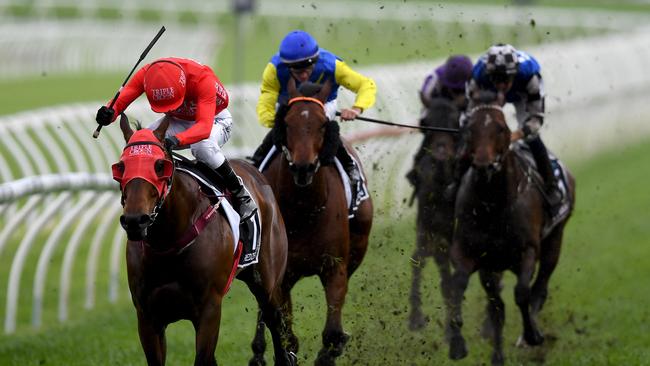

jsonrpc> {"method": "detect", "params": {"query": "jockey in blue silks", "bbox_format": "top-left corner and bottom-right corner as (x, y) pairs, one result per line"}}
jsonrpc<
(462, 43), (562, 210)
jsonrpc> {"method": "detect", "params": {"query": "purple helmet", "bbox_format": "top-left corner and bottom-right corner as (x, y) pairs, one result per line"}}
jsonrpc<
(435, 55), (473, 90)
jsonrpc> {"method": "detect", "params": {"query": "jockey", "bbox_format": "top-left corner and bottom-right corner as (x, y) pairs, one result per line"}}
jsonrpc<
(250, 30), (376, 210)
(95, 57), (257, 221)
(407, 55), (473, 189)
(419, 55), (473, 114)
(463, 44), (562, 209)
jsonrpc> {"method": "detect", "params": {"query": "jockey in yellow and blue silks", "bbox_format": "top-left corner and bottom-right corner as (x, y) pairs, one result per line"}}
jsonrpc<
(250, 30), (376, 213)
(255, 30), (376, 128)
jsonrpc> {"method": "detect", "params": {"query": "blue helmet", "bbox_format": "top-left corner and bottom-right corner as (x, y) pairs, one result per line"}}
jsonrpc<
(279, 30), (320, 67)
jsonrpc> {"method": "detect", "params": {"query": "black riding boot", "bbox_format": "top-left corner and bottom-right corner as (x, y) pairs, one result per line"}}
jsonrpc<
(248, 130), (275, 168)
(336, 145), (361, 215)
(527, 136), (562, 209)
(216, 159), (258, 221)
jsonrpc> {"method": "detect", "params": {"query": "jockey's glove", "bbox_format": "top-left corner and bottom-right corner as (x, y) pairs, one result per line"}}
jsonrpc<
(95, 106), (115, 126)
(522, 117), (542, 138)
(164, 135), (180, 151)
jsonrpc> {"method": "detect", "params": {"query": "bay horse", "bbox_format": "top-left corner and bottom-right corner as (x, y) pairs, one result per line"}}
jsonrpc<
(407, 98), (460, 331)
(112, 115), (295, 366)
(446, 99), (575, 365)
(250, 80), (373, 366)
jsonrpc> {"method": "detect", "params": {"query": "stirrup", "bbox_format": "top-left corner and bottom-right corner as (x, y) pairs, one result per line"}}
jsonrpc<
(233, 181), (258, 221)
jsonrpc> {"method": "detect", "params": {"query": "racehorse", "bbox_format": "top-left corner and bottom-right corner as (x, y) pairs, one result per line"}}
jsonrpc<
(407, 98), (460, 331)
(112, 115), (295, 366)
(446, 98), (575, 365)
(250, 80), (373, 366)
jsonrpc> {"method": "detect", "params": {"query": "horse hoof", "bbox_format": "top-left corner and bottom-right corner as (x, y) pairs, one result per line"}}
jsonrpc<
(491, 352), (505, 366)
(249, 356), (266, 366)
(408, 311), (428, 331)
(449, 335), (468, 360)
(525, 329), (545, 346)
(327, 331), (350, 357)
(282, 351), (297, 366)
(315, 350), (335, 366)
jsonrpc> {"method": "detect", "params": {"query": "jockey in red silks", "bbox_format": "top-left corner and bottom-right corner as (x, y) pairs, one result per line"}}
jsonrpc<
(249, 30), (376, 214)
(95, 57), (257, 221)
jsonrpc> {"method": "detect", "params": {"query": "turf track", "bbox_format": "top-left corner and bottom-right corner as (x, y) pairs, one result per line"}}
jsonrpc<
(1, 137), (648, 365)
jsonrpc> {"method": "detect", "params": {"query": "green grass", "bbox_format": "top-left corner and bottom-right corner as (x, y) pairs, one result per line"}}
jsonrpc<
(1, 139), (649, 365)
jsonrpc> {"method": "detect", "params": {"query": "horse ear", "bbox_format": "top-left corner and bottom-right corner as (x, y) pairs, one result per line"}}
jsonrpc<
(315, 80), (332, 103)
(119, 113), (133, 142)
(287, 77), (299, 98)
(152, 116), (170, 142)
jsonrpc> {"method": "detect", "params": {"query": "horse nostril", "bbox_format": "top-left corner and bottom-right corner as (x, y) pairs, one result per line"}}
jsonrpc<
(120, 214), (151, 230)
(139, 215), (151, 226)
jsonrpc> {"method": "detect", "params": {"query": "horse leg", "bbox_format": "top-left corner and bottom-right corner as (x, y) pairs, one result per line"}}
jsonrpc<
(447, 244), (475, 360)
(531, 225), (565, 315)
(249, 309), (267, 366)
(408, 237), (429, 331)
(480, 272), (504, 340)
(136, 311), (167, 366)
(248, 273), (300, 366)
(479, 270), (506, 366)
(347, 201), (372, 278)
(279, 276), (300, 356)
(193, 298), (223, 366)
(432, 237), (453, 339)
(514, 247), (544, 347)
(315, 262), (349, 366)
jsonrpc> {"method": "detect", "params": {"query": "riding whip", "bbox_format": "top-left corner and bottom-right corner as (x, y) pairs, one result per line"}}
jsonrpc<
(336, 111), (459, 134)
(93, 26), (166, 139)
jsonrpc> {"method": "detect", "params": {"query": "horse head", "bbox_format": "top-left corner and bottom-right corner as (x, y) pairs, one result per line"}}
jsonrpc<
(112, 114), (174, 240)
(277, 78), (334, 187)
(421, 98), (460, 179)
(464, 93), (510, 175)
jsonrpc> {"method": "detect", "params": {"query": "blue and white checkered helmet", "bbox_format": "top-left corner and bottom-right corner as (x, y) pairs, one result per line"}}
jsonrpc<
(485, 43), (519, 76)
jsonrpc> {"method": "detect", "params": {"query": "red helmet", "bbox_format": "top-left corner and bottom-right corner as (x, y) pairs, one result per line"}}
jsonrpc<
(144, 60), (186, 113)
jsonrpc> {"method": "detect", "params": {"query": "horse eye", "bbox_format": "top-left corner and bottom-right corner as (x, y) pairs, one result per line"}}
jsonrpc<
(154, 160), (165, 175)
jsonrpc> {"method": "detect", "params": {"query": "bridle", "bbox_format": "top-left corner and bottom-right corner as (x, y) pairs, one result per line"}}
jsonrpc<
(282, 96), (326, 174)
(120, 140), (174, 227)
(465, 103), (508, 172)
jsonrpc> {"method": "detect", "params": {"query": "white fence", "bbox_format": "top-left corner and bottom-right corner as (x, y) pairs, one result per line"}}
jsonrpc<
(2, 26), (650, 333)
(2, 1), (649, 80)
(0, 19), (220, 79)
(1, 0), (648, 30)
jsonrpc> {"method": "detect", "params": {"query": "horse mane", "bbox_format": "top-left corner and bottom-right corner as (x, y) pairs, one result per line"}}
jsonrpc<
(298, 82), (324, 97)
(421, 98), (459, 130)
(271, 81), (340, 165)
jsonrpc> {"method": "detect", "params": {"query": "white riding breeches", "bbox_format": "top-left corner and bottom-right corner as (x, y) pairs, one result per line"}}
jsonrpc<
(324, 100), (338, 121)
(147, 108), (233, 169)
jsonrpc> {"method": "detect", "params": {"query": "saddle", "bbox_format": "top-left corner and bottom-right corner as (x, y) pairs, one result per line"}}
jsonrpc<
(172, 153), (261, 268)
(257, 146), (370, 218)
(511, 142), (572, 238)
